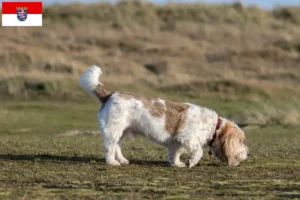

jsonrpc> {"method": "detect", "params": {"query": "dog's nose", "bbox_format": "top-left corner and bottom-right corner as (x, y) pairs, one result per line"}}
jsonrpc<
(247, 152), (251, 156)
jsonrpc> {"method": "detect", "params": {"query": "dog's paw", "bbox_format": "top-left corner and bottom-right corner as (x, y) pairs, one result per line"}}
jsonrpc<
(107, 160), (121, 166)
(172, 162), (186, 168)
(188, 160), (198, 168)
(119, 158), (130, 165)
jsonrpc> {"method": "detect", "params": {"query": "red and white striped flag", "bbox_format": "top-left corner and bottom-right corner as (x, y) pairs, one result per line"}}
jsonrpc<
(2, 2), (42, 26)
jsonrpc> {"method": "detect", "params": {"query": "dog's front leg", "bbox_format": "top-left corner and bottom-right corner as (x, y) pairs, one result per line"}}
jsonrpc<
(168, 141), (186, 167)
(188, 145), (203, 168)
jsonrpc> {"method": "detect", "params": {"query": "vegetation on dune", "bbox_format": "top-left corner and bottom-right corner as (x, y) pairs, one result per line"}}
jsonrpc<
(1, 2), (300, 98)
(41, 1), (300, 27)
(0, 2), (300, 126)
(0, 2), (300, 199)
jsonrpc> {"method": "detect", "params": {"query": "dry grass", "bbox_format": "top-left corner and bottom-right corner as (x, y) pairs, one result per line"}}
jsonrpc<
(1, 3), (300, 198)
(0, 3), (299, 121)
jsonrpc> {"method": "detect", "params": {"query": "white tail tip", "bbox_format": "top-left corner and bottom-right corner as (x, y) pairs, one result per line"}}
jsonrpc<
(79, 65), (102, 94)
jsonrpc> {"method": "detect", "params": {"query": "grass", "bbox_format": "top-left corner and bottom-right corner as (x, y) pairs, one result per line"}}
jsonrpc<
(1, 1), (300, 199)
(0, 100), (299, 199)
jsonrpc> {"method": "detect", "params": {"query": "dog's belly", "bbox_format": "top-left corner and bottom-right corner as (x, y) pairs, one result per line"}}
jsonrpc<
(125, 118), (172, 146)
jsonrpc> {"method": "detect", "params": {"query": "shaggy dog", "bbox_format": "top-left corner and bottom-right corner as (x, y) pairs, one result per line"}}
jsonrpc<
(79, 66), (250, 168)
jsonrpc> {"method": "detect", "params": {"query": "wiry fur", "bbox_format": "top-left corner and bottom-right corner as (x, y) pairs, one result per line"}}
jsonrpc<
(79, 66), (250, 168)
(79, 66), (102, 96)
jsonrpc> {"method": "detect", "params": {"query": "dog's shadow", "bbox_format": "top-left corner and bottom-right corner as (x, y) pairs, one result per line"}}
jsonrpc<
(0, 154), (170, 167)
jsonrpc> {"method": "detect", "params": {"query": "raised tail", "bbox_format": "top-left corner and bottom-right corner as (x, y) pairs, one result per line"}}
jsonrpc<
(79, 65), (112, 103)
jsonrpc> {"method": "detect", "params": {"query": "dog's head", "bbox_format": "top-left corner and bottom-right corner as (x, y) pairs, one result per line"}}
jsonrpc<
(210, 121), (250, 166)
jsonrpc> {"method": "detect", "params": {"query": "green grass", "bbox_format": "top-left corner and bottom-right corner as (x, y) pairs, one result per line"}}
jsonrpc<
(0, 100), (299, 199)
(1, 1), (300, 198)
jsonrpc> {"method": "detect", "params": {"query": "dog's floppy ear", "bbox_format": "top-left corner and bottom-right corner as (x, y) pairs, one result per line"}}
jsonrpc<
(218, 122), (239, 166)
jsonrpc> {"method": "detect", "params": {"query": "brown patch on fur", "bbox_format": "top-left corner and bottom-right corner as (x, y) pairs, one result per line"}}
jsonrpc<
(119, 93), (189, 135)
(119, 93), (165, 118)
(94, 84), (112, 104)
(165, 101), (189, 135)
(119, 93), (151, 107)
(149, 101), (165, 117)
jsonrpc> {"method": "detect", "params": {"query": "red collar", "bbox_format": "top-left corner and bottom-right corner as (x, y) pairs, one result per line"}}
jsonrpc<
(208, 118), (222, 147)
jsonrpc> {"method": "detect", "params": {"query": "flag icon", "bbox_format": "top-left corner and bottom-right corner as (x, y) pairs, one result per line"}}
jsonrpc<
(2, 2), (42, 26)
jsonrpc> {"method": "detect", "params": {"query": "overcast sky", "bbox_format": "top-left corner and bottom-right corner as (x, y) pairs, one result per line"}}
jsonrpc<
(1, 0), (300, 9)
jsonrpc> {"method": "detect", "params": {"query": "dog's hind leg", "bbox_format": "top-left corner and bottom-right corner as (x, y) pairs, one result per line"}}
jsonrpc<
(101, 123), (128, 166)
(98, 102), (131, 166)
(102, 124), (136, 166)
(103, 137), (121, 166)
(103, 131), (129, 166)
(114, 132), (129, 165)
(115, 144), (129, 165)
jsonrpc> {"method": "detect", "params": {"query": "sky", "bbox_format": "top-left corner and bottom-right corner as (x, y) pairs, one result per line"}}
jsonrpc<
(1, 0), (300, 9)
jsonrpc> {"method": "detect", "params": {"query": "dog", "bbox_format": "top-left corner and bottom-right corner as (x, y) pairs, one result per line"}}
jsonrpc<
(79, 66), (250, 168)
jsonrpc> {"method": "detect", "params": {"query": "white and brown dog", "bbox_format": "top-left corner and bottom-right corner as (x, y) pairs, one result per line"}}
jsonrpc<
(79, 66), (250, 168)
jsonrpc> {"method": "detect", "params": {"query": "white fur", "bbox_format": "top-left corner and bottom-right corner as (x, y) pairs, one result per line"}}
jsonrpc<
(97, 94), (221, 168)
(80, 66), (249, 168)
(79, 65), (102, 95)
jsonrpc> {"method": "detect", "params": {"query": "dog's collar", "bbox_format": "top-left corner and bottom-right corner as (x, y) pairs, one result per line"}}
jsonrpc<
(208, 117), (222, 147)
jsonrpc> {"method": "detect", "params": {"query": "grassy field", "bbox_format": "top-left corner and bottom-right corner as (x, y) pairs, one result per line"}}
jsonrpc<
(1, 1), (300, 199)
(0, 99), (299, 199)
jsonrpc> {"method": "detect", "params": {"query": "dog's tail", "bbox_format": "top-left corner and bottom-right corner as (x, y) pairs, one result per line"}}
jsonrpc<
(79, 65), (112, 103)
